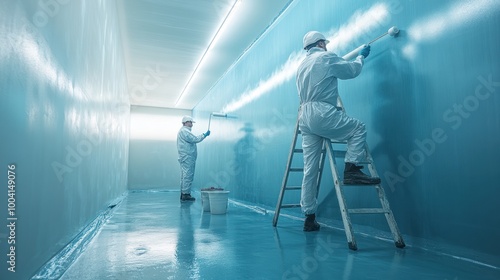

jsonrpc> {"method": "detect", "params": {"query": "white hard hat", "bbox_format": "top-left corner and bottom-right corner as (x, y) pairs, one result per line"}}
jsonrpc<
(303, 31), (329, 49)
(182, 116), (195, 123)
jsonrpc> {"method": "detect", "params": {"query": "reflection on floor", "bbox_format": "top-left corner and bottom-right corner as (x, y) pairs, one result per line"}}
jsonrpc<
(60, 191), (500, 280)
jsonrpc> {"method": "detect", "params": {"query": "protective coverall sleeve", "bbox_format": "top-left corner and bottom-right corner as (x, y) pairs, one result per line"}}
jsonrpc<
(327, 54), (364, 80)
(179, 129), (206, 144)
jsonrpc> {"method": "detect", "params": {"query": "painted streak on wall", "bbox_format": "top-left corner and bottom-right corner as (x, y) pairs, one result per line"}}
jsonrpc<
(0, 0), (129, 278)
(194, 0), (500, 258)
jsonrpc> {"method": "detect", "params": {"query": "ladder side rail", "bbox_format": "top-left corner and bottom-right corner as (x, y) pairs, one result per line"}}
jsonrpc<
(273, 119), (301, 226)
(325, 141), (358, 250)
(364, 144), (406, 248)
(314, 141), (328, 199)
(374, 184), (406, 248)
(326, 140), (343, 186)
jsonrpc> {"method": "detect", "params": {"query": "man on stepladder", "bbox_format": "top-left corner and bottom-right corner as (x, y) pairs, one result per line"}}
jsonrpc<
(177, 116), (210, 202)
(296, 31), (381, 231)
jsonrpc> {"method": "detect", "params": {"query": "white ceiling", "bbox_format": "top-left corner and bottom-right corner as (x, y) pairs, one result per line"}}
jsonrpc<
(118, 0), (292, 110)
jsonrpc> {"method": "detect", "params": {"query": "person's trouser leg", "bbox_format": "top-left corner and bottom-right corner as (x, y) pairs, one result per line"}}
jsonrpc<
(344, 121), (367, 163)
(179, 158), (195, 194)
(300, 132), (323, 215)
(322, 112), (367, 163)
(310, 110), (379, 185)
(325, 113), (380, 184)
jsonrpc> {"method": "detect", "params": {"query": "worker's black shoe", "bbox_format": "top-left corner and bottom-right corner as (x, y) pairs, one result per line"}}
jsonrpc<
(180, 193), (196, 202)
(343, 163), (381, 185)
(303, 214), (320, 232)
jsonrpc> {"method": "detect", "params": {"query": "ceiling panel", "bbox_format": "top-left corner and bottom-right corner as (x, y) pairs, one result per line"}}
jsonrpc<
(118, 0), (292, 109)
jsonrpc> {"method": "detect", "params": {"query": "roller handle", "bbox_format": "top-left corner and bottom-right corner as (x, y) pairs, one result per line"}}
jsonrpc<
(342, 44), (367, 61)
(342, 26), (399, 61)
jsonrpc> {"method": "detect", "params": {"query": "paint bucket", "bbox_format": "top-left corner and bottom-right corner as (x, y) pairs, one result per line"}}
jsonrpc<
(201, 191), (211, 212)
(200, 187), (224, 212)
(208, 191), (230, 214)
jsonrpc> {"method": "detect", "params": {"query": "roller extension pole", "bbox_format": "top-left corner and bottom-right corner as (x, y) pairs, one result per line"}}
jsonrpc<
(342, 44), (368, 61)
(342, 26), (399, 61)
(207, 112), (229, 131)
(208, 114), (213, 131)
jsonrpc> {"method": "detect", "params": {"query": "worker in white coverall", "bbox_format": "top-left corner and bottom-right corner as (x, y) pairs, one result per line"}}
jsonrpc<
(296, 31), (381, 231)
(177, 116), (210, 202)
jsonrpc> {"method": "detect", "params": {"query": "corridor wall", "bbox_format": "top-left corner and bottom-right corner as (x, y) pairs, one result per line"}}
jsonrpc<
(0, 1), (129, 278)
(194, 0), (500, 264)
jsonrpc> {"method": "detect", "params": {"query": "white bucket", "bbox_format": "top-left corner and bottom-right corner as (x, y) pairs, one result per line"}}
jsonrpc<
(208, 191), (230, 214)
(201, 191), (211, 212)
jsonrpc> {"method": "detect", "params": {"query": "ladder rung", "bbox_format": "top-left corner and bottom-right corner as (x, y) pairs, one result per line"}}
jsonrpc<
(348, 208), (388, 214)
(285, 186), (301, 190)
(289, 167), (304, 172)
(281, 204), (301, 209)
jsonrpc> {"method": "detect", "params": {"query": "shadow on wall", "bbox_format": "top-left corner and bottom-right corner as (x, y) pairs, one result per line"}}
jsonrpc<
(233, 122), (263, 202)
(370, 33), (431, 236)
(315, 35), (424, 226)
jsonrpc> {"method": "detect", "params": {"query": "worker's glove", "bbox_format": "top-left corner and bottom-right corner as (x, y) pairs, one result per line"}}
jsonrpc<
(359, 45), (371, 58)
(204, 130), (211, 137)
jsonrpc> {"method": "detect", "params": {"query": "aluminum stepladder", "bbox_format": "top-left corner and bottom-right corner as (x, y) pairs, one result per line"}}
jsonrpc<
(272, 101), (405, 251)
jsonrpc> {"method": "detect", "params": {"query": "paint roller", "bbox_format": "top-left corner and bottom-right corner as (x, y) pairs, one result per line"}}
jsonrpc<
(342, 26), (400, 61)
(207, 112), (237, 131)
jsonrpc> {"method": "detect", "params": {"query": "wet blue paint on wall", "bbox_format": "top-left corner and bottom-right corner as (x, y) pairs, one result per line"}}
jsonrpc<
(194, 0), (500, 258)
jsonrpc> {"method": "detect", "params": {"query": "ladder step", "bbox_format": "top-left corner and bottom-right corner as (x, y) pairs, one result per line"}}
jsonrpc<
(281, 204), (301, 209)
(348, 208), (388, 214)
(289, 167), (304, 172)
(285, 186), (301, 190)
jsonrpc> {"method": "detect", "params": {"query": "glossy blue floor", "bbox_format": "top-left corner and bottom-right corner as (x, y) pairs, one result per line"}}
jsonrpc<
(56, 191), (499, 280)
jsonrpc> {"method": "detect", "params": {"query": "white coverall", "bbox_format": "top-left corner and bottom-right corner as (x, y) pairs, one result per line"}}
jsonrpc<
(177, 126), (206, 194)
(296, 47), (367, 215)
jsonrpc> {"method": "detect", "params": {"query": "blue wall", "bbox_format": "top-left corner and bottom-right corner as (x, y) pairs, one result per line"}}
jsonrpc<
(194, 0), (500, 259)
(0, 1), (129, 278)
(128, 106), (192, 190)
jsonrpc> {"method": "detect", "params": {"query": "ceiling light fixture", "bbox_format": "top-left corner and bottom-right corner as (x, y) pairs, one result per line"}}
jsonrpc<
(175, 0), (241, 107)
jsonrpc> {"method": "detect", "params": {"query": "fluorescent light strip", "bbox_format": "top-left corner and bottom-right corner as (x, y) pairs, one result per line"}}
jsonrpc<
(175, 0), (240, 107)
(221, 3), (390, 113)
